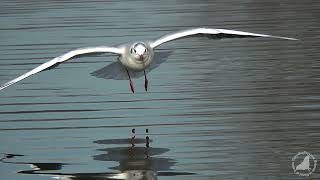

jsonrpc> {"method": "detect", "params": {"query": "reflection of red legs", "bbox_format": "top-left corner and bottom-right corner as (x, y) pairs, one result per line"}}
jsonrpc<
(126, 69), (134, 93)
(145, 128), (150, 158)
(131, 128), (135, 147)
(144, 70), (148, 92)
(145, 128), (150, 148)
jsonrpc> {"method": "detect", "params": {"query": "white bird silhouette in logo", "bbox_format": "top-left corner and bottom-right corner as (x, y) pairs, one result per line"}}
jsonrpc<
(296, 155), (311, 171)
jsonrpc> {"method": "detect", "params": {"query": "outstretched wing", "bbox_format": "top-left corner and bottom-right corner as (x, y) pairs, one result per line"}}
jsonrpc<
(0, 46), (123, 91)
(151, 28), (298, 48)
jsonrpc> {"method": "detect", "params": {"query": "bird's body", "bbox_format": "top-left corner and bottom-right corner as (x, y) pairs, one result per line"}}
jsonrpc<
(118, 42), (154, 71)
(0, 28), (298, 93)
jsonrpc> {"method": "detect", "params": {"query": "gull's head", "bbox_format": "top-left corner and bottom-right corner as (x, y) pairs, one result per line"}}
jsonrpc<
(130, 42), (148, 61)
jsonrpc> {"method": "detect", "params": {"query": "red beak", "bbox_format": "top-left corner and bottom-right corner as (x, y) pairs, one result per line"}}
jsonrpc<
(139, 55), (143, 61)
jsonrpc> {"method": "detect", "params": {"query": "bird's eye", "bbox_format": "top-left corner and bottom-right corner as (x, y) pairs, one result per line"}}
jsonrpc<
(131, 48), (136, 54)
(144, 48), (147, 53)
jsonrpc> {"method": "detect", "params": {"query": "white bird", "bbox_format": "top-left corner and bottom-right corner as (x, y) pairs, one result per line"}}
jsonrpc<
(0, 28), (298, 93)
(296, 155), (311, 171)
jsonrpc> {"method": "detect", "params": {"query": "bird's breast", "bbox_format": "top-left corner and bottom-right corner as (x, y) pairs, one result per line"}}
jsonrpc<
(118, 53), (153, 71)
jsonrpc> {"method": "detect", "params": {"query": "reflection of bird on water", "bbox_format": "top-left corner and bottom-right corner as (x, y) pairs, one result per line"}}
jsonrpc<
(1, 129), (193, 180)
(109, 170), (156, 180)
(296, 155), (311, 171)
(93, 128), (175, 180)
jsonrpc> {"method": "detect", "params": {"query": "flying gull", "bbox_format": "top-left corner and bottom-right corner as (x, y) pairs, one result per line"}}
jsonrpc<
(0, 28), (297, 93)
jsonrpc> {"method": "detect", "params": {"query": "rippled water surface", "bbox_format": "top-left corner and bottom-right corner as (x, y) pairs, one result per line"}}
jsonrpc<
(1, 0), (320, 179)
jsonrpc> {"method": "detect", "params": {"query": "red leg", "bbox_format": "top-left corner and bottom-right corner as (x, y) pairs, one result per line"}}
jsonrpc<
(126, 69), (134, 93)
(144, 70), (148, 92)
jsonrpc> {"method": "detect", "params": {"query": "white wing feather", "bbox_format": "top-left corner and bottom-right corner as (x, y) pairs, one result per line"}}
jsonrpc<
(0, 46), (123, 91)
(151, 28), (298, 48)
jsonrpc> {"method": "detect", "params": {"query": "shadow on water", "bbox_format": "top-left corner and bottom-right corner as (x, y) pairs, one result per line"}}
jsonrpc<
(1, 131), (194, 180)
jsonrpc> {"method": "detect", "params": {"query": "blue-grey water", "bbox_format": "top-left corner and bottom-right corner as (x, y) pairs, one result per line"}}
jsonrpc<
(1, 0), (320, 179)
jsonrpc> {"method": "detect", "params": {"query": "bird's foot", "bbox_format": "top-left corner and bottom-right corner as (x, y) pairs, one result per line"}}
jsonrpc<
(144, 78), (148, 92)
